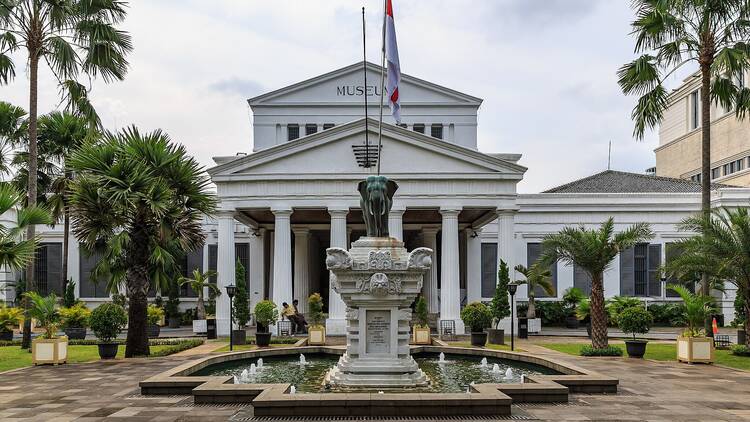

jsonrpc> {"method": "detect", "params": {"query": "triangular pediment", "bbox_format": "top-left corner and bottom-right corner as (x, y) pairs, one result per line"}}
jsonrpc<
(209, 118), (525, 180)
(247, 62), (482, 107)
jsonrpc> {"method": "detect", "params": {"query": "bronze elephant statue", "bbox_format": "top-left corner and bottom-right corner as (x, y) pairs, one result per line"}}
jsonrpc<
(358, 175), (398, 238)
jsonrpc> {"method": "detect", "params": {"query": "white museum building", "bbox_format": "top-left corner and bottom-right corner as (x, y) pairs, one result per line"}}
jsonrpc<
(1, 62), (744, 335)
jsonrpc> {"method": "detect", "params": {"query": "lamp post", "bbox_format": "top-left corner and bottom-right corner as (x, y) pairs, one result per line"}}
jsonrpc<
(226, 284), (236, 351)
(507, 282), (518, 351)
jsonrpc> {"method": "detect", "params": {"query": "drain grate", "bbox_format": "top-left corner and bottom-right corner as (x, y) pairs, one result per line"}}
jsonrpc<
(231, 415), (537, 421)
(515, 399), (591, 408)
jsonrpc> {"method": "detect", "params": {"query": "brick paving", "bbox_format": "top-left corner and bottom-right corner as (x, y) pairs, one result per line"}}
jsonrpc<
(1, 344), (750, 421)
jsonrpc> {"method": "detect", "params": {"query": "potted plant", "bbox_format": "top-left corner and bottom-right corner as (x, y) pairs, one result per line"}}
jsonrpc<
(89, 303), (128, 359)
(0, 305), (22, 341)
(412, 296), (430, 344)
(165, 279), (181, 328)
(617, 306), (653, 358)
(670, 284), (716, 363)
(515, 261), (554, 334)
(232, 260), (250, 345)
(253, 300), (278, 347)
(488, 260), (511, 344)
(461, 302), (493, 347)
(179, 269), (219, 334)
(307, 293), (327, 345)
(59, 303), (91, 340)
(147, 304), (164, 338)
(563, 287), (585, 329)
(27, 292), (68, 365)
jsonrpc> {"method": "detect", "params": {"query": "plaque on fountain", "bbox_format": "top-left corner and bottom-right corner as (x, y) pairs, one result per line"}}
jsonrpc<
(365, 310), (391, 354)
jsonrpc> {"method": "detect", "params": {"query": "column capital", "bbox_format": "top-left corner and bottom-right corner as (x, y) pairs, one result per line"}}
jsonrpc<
(271, 207), (293, 217)
(328, 207), (349, 217)
(439, 206), (462, 216)
(215, 209), (236, 219)
(390, 204), (406, 215)
(292, 227), (310, 236)
(421, 225), (440, 235)
(465, 227), (482, 237)
(496, 208), (519, 217)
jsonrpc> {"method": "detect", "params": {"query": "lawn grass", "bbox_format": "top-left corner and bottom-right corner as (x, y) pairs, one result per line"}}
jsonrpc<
(540, 342), (750, 371)
(0, 342), (199, 373)
(447, 341), (520, 352)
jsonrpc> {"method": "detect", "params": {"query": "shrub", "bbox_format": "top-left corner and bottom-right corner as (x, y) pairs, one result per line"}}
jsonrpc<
(89, 303), (127, 343)
(576, 298), (590, 321)
(25, 292), (60, 339)
(112, 293), (128, 311)
(165, 279), (181, 320)
(147, 304), (164, 326)
(648, 303), (687, 327)
(233, 259), (251, 327)
(307, 293), (325, 327)
(150, 338), (204, 357)
(59, 303), (92, 329)
(562, 287), (585, 317)
(0, 306), (22, 331)
(607, 296), (643, 325)
(733, 294), (746, 327)
(254, 300), (279, 332)
(731, 345), (750, 356)
(490, 261), (511, 327)
(414, 296), (428, 328)
(617, 306), (653, 339)
(461, 302), (493, 333)
(62, 280), (78, 308)
(580, 345), (623, 356)
(536, 301), (567, 325)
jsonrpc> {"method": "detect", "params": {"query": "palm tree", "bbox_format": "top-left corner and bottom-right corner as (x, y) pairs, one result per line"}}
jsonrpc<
(668, 208), (750, 345)
(668, 284), (716, 338)
(542, 218), (653, 349)
(0, 182), (51, 270)
(179, 269), (219, 320)
(619, 1), (750, 314)
(514, 263), (554, 319)
(0, 102), (27, 178)
(68, 126), (216, 357)
(1, 0), (132, 349)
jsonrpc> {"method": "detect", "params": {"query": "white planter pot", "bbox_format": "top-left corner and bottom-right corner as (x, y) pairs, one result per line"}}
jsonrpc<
(193, 319), (207, 334)
(32, 336), (68, 365)
(527, 318), (542, 333)
(677, 336), (714, 363)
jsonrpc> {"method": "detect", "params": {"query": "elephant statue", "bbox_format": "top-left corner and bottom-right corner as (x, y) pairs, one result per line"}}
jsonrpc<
(358, 175), (398, 237)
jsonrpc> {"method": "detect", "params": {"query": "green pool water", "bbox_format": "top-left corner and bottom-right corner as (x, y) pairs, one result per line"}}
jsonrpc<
(192, 353), (559, 393)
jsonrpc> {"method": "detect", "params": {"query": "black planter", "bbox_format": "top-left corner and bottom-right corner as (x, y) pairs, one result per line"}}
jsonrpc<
(470, 331), (487, 347)
(97, 343), (119, 359)
(256, 332), (272, 347)
(232, 329), (247, 345)
(739, 329), (747, 346)
(565, 316), (580, 329)
(624, 339), (648, 358)
(487, 328), (505, 345)
(168, 317), (181, 328)
(147, 324), (161, 339)
(64, 327), (87, 340)
(0, 329), (12, 341)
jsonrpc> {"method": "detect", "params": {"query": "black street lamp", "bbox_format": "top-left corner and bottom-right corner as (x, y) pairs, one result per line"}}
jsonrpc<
(507, 282), (518, 351)
(226, 284), (236, 351)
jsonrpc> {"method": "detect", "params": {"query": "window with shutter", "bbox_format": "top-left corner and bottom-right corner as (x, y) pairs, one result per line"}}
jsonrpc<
(648, 244), (662, 297)
(620, 247), (635, 296)
(526, 242), (558, 298)
(287, 124), (300, 141)
(79, 251), (110, 298)
(480, 243), (498, 298)
(573, 265), (592, 296)
(665, 243), (695, 296)
(208, 245), (218, 287)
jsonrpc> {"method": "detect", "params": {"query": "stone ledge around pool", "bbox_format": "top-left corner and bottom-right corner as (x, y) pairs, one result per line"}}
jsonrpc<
(139, 345), (618, 417)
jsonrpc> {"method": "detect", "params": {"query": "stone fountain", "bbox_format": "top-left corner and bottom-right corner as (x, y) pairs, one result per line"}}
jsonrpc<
(324, 175), (432, 388)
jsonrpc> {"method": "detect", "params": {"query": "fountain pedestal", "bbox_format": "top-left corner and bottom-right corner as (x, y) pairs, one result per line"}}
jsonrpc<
(325, 237), (432, 388)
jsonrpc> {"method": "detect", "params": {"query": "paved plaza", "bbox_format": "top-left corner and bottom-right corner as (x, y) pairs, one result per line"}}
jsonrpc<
(0, 340), (749, 421)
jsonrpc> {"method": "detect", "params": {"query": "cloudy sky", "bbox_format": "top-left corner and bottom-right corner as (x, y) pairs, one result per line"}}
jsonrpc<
(3, 0), (697, 193)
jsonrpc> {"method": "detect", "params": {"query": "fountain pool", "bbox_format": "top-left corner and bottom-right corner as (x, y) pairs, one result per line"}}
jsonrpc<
(192, 353), (559, 393)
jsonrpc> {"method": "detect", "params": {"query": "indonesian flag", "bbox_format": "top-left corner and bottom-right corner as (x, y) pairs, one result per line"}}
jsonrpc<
(385, 0), (401, 124)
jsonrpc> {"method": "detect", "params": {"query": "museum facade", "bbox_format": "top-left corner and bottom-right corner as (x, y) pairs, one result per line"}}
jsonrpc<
(1, 62), (743, 335)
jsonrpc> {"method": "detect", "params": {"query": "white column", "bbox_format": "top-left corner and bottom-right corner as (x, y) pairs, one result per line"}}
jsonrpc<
(388, 205), (405, 241)
(440, 207), (463, 334)
(267, 231), (275, 300)
(272, 208), (293, 311)
(422, 226), (440, 314)
(248, 229), (265, 307)
(466, 228), (482, 303)
(202, 239), (210, 303)
(216, 210), (236, 336)
(327, 207), (349, 334)
(68, 236), (81, 299)
(496, 210), (516, 281)
(293, 227), (310, 313)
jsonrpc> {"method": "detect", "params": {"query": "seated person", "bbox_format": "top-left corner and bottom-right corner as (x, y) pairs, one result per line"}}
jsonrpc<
(281, 302), (298, 334)
(292, 299), (309, 333)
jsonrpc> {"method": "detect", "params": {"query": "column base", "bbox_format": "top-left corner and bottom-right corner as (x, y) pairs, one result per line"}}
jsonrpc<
(439, 318), (465, 335)
(325, 318), (347, 335)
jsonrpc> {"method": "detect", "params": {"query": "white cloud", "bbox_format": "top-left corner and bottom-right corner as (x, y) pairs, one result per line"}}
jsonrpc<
(2, 0), (679, 193)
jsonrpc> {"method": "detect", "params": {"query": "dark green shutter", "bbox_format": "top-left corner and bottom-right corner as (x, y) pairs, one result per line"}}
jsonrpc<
(46, 243), (63, 296)
(573, 265), (592, 296)
(480, 243), (498, 298)
(648, 244), (662, 297)
(526, 242), (557, 298)
(620, 247), (635, 296)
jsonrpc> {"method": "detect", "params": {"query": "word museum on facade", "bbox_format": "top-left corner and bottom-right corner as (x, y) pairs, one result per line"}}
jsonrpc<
(2, 62), (744, 334)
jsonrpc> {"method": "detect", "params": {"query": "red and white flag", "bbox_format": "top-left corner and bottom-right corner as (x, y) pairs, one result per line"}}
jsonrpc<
(385, 0), (401, 124)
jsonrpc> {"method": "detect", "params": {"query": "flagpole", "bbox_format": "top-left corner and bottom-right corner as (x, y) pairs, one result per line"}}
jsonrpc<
(362, 7), (370, 168)
(377, 0), (387, 176)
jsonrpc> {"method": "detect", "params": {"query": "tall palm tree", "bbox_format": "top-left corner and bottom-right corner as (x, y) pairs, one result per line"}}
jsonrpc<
(1, 0), (132, 349)
(514, 263), (554, 319)
(68, 126), (216, 357)
(619, 1), (750, 317)
(668, 207), (750, 345)
(542, 218), (653, 349)
(0, 102), (27, 178)
(179, 269), (219, 321)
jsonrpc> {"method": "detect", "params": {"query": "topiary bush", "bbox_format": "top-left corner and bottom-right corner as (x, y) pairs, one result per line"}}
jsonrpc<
(147, 304), (164, 326)
(606, 296), (643, 325)
(490, 261), (511, 327)
(617, 306), (653, 339)
(233, 259), (251, 327)
(90, 303), (127, 343)
(307, 293), (325, 327)
(461, 302), (493, 333)
(253, 300), (279, 332)
(62, 280), (78, 308)
(414, 296), (428, 328)
(59, 303), (91, 329)
(580, 345), (623, 356)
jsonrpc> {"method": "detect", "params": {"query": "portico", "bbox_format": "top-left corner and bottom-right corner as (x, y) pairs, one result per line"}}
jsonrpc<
(208, 118), (525, 335)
